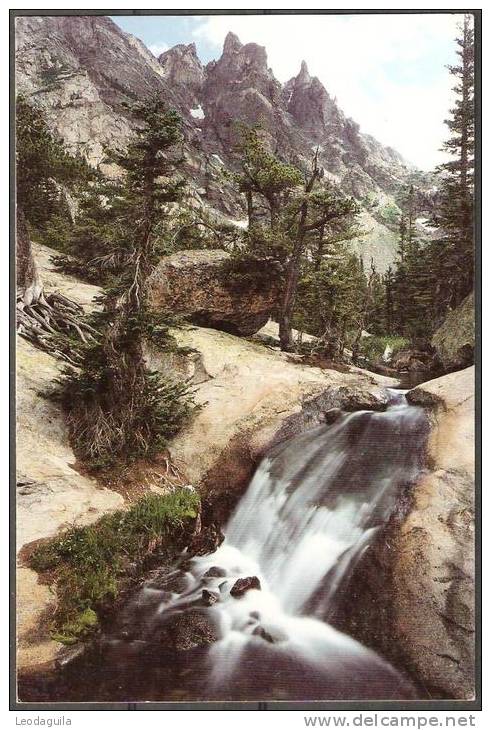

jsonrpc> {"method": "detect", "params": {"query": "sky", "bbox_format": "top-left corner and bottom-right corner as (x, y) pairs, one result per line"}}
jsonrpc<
(111, 13), (465, 170)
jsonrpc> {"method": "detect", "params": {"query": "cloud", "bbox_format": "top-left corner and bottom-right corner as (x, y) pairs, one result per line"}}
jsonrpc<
(148, 42), (169, 57)
(193, 13), (465, 169)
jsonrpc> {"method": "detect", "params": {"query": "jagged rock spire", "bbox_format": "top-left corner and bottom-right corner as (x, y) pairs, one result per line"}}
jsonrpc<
(297, 60), (311, 84)
(223, 31), (242, 55)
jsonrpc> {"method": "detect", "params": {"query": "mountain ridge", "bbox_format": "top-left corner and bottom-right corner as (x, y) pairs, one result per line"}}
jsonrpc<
(15, 14), (424, 270)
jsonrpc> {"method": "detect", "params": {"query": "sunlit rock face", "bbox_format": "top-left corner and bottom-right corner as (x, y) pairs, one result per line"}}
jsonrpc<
(14, 14), (430, 271)
(159, 43), (205, 108)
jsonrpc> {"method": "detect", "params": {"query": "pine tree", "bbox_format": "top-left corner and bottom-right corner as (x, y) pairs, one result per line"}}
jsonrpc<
(433, 14), (475, 312)
(235, 129), (358, 351)
(58, 99), (194, 469)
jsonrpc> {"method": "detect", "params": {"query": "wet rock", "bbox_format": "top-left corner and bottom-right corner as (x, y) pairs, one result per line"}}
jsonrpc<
(188, 523), (224, 557)
(391, 349), (436, 373)
(432, 291), (474, 371)
(157, 609), (220, 651)
(324, 408), (343, 425)
(335, 367), (475, 700)
(230, 576), (261, 598)
(203, 566), (227, 578)
(55, 643), (86, 669)
(249, 611), (260, 620)
(201, 589), (219, 606)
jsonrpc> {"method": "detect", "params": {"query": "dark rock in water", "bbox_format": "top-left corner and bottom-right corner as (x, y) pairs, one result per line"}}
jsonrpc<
(252, 625), (275, 644)
(202, 589), (219, 606)
(324, 408), (343, 425)
(188, 523), (224, 556)
(157, 609), (220, 651)
(203, 566), (227, 578)
(249, 611), (260, 620)
(230, 576), (261, 598)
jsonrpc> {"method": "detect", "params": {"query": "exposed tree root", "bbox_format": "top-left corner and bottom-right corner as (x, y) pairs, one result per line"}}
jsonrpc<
(16, 290), (98, 364)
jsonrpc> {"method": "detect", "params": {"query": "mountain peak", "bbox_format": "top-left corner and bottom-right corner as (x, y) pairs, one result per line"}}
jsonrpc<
(223, 31), (242, 55)
(297, 60), (311, 85)
(158, 42), (204, 96)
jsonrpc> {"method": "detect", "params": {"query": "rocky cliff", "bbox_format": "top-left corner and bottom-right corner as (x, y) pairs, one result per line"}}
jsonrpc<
(15, 15), (426, 271)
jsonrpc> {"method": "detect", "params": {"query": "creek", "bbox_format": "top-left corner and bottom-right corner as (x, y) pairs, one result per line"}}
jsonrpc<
(23, 389), (428, 703)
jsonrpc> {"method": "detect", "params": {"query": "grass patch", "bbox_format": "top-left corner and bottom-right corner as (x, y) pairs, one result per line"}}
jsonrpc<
(28, 490), (200, 645)
(359, 335), (409, 364)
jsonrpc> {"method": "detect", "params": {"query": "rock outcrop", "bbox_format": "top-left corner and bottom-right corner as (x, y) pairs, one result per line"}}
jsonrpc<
(432, 292), (475, 371)
(334, 367), (475, 699)
(148, 250), (281, 336)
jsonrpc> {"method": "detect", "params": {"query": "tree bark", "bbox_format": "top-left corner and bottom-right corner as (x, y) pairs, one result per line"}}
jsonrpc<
(16, 205), (43, 306)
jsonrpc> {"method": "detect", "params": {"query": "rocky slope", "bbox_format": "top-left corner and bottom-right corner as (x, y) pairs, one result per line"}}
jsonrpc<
(14, 15), (426, 270)
(16, 247), (124, 672)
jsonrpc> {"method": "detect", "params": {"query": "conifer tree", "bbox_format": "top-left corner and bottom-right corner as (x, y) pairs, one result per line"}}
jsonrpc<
(236, 129), (358, 351)
(59, 99), (193, 469)
(16, 96), (95, 351)
(433, 14), (475, 312)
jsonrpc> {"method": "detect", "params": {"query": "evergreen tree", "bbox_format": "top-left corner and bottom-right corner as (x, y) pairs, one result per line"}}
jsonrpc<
(235, 129), (359, 351)
(433, 14), (475, 312)
(58, 99), (193, 469)
(16, 95), (90, 235)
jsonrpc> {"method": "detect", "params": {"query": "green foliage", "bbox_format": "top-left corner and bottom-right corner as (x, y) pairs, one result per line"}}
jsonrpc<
(29, 490), (200, 643)
(378, 200), (401, 227)
(359, 335), (409, 364)
(432, 15), (474, 313)
(56, 97), (196, 469)
(235, 126), (303, 225)
(294, 250), (367, 357)
(16, 95), (91, 237)
(231, 124), (361, 351)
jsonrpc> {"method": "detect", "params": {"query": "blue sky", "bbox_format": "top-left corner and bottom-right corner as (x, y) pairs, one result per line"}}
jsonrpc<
(111, 13), (464, 170)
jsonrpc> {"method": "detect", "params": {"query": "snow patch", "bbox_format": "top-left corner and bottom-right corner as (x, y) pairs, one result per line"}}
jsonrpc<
(190, 105), (205, 120)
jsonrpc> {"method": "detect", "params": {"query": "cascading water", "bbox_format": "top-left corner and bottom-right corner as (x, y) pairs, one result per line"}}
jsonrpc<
(43, 389), (428, 703)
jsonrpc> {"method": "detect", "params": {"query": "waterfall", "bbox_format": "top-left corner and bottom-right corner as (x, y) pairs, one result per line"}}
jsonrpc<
(61, 389), (428, 702)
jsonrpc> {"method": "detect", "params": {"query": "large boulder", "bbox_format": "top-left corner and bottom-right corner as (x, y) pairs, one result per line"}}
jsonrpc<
(333, 367), (475, 699)
(432, 292), (475, 371)
(147, 250), (281, 337)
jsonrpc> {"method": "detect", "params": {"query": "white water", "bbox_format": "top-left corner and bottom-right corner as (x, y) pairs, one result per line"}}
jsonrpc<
(105, 389), (428, 700)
